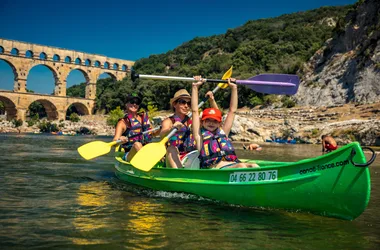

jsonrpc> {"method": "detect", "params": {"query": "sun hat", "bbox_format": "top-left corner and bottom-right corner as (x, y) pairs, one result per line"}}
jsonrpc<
(201, 108), (222, 122)
(169, 89), (191, 107)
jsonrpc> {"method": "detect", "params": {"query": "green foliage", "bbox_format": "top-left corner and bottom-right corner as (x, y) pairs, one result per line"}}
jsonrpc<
(263, 95), (279, 105)
(250, 96), (264, 107)
(12, 119), (23, 128)
(38, 121), (59, 133)
(281, 96), (296, 108)
(107, 106), (124, 126)
(0, 101), (4, 110)
(66, 5), (350, 112)
(146, 101), (159, 122)
(28, 102), (46, 119)
(69, 113), (80, 122)
(311, 128), (320, 136)
(27, 120), (36, 127)
(66, 82), (86, 98)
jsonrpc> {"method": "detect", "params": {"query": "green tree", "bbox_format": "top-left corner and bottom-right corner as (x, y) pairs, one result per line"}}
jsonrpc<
(69, 113), (80, 122)
(107, 106), (124, 126)
(66, 82), (86, 98)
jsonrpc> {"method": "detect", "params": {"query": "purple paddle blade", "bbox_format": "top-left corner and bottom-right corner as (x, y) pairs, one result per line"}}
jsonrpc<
(236, 74), (300, 95)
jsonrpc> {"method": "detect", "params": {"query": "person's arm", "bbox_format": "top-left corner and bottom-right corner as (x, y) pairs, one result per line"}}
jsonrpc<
(113, 120), (128, 144)
(222, 78), (237, 137)
(322, 139), (325, 152)
(206, 91), (219, 109)
(192, 76), (204, 151)
(160, 118), (173, 139)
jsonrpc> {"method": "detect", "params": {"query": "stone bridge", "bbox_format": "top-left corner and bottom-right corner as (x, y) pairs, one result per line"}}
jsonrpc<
(0, 90), (95, 121)
(0, 38), (134, 121)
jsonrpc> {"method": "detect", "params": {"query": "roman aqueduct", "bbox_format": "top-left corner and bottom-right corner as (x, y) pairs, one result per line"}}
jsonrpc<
(0, 38), (135, 121)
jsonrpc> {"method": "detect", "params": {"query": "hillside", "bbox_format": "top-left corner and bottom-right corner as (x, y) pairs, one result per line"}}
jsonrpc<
(296, 0), (380, 105)
(66, 5), (352, 112)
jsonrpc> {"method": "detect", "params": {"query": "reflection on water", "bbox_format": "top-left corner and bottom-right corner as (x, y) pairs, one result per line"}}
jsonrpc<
(125, 200), (168, 249)
(72, 182), (111, 245)
(0, 134), (379, 249)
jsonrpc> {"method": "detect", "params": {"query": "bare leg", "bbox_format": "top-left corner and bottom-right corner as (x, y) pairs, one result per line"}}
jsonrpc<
(165, 145), (182, 168)
(215, 161), (259, 169)
(126, 142), (143, 162)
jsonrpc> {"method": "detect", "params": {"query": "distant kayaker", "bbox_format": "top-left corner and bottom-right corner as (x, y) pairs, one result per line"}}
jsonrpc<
(243, 143), (262, 151)
(113, 93), (158, 162)
(191, 76), (259, 169)
(321, 134), (338, 153)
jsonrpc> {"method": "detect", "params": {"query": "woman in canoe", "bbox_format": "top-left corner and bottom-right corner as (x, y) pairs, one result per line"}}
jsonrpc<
(191, 76), (259, 169)
(113, 93), (159, 162)
(160, 89), (194, 168)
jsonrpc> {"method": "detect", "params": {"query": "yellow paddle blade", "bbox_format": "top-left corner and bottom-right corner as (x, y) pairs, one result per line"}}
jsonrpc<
(77, 141), (118, 160)
(130, 139), (168, 172)
(218, 66), (233, 89)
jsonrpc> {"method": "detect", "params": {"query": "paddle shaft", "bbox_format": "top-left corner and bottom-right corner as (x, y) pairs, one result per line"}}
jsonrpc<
(135, 74), (295, 87)
(127, 126), (160, 140)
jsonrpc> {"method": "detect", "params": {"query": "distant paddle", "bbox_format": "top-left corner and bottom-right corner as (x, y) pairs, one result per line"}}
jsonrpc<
(132, 71), (300, 95)
(77, 126), (160, 160)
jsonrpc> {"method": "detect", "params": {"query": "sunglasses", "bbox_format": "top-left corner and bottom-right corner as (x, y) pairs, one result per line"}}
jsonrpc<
(176, 99), (191, 106)
(128, 99), (141, 105)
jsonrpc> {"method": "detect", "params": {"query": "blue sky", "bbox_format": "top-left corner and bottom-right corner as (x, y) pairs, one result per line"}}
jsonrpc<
(0, 0), (357, 94)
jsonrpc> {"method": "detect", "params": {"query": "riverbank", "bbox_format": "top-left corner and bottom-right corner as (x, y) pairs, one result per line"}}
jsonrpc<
(1, 102), (379, 146)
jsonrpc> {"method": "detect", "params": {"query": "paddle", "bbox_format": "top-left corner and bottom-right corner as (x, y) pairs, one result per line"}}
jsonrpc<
(131, 71), (300, 95)
(130, 67), (233, 172)
(77, 126), (160, 160)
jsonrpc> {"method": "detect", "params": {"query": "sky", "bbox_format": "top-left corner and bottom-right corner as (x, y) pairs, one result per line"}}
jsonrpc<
(0, 0), (358, 94)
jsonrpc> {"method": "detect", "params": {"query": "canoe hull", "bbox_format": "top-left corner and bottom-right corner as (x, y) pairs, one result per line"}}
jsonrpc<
(115, 142), (372, 220)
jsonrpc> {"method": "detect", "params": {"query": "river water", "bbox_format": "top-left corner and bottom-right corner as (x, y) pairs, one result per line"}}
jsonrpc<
(0, 134), (379, 249)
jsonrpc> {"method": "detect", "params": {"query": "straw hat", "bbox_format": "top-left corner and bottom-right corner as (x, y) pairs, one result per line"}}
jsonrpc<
(169, 89), (191, 107)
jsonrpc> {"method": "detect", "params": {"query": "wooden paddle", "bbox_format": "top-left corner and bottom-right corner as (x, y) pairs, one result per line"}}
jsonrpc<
(130, 67), (236, 171)
(77, 126), (160, 160)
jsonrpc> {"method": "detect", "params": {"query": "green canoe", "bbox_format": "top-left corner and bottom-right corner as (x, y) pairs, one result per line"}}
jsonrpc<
(114, 142), (376, 220)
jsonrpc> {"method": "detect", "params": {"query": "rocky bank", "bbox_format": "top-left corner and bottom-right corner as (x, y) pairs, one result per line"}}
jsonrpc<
(1, 102), (379, 146)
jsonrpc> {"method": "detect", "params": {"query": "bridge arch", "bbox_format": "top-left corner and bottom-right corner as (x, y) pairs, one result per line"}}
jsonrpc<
(0, 95), (17, 120)
(66, 102), (91, 117)
(26, 64), (59, 94)
(0, 58), (18, 87)
(26, 50), (33, 58)
(11, 48), (19, 56)
(98, 72), (116, 81)
(27, 99), (58, 121)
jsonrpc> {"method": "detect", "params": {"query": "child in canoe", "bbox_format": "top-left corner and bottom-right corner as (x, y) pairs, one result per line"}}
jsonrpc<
(191, 76), (259, 169)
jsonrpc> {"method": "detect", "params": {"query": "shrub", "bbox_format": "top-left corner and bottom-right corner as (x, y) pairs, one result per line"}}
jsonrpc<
(263, 95), (278, 105)
(107, 106), (124, 126)
(38, 121), (59, 133)
(69, 113), (80, 122)
(250, 96), (263, 107)
(147, 101), (159, 123)
(27, 120), (36, 127)
(12, 119), (23, 128)
(311, 128), (319, 136)
(282, 96), (296, 108)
